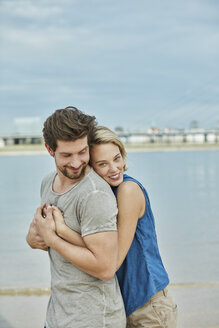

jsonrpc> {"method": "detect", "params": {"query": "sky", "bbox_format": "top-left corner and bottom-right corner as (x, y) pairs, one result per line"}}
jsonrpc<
(1, 0), (219, 135)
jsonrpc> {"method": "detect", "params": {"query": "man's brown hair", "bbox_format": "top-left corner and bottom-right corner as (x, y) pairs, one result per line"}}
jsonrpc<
(43, 106), (97, 151)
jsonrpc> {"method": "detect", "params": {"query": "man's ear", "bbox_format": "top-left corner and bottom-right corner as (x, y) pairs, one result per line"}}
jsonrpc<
(45, 143), (55, 157)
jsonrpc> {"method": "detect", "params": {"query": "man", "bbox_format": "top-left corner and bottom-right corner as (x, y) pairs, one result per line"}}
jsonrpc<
(26, 106), (126, 328)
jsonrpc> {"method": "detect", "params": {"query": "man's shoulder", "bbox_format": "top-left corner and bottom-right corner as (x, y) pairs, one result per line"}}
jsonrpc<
(41, 171), (56, 185)
(40, 171), (56, 198)
(81, 169), (112, 194)
(76, 169), (117, 207)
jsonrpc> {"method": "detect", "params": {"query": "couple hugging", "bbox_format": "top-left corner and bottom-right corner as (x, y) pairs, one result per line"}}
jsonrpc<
(26, 106), (177, 328)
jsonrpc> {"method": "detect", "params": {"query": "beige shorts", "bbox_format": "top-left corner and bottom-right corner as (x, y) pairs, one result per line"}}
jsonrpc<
(126, 288), (177, 328)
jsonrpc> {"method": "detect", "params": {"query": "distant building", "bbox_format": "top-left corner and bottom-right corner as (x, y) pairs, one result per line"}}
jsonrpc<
(189, 120), (199, 129)
(128, 134), (150, 144)
(14, 117), (42, 136)
(114, 126), (124, 133)
(0, 138), (5, 148)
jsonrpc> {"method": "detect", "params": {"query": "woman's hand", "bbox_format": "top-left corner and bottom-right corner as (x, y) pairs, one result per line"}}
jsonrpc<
(47, 206), (86, 247)
(51, 206), (66, 237)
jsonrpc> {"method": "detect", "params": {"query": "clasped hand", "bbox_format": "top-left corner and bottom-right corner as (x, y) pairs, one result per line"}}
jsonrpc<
(26, 203), (65, 250)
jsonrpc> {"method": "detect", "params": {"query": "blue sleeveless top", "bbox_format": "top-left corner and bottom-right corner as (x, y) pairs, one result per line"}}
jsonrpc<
(113, 174), (169, 316)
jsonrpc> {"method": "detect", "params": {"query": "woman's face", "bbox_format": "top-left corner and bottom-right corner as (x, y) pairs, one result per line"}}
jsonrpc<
(91, 143), (124, 187)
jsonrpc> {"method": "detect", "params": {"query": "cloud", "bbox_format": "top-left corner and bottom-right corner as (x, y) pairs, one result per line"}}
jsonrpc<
(0, 0), (62, 20)
(1, 0), (219, 131)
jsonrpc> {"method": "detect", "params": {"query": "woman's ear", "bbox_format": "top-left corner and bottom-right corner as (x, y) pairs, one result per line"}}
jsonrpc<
(45, 143), (55, 157)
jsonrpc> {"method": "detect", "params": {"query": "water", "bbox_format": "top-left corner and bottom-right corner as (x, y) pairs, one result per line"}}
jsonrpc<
(0, 150), (218, 289)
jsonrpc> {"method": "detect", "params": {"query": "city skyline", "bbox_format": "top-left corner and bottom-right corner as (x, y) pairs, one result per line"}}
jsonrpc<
(0, 116), (218, 138)
(1, 0), (219, 134)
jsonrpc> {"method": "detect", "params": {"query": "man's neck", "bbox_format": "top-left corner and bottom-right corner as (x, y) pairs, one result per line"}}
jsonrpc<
(53, 166), (91, 194)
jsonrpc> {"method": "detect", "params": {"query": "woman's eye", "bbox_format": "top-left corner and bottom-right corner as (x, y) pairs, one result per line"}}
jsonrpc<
(115, 156), (121, 161)
(99, 163), (106, 167)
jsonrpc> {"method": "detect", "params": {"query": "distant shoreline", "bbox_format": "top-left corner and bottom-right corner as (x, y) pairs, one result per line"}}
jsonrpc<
(0, 143), (219, 156)
(1, 281), (219, 296)
(126, 144), (219, 153)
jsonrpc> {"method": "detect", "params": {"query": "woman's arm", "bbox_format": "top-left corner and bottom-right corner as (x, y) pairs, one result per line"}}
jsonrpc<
(34, 205), (119, 281)
(51, 180), (145, 270)
(52, 206), (86, 247)
(116, 180), (145, 270)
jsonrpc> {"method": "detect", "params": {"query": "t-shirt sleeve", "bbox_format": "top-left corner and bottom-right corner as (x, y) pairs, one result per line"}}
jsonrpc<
(40, 171), (55, 200)
(79, 190), (118, 237)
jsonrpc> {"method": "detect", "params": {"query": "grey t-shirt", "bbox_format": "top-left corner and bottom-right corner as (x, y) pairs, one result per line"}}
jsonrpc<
(41, 168), (126, 328)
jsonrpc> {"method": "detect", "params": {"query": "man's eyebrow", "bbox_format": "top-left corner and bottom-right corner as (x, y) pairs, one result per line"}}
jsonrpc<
(60, 152), (71, 155)
(79, 146), (89, 152)
(59, 146), (88, 155)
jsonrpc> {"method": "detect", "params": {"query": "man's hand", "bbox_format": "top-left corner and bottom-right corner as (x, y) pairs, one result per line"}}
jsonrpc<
(34, 205), (57, 247)
(26, 208), (48, 251)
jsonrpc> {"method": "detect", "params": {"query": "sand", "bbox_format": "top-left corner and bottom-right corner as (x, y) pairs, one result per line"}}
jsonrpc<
(0, 284), (219, 328)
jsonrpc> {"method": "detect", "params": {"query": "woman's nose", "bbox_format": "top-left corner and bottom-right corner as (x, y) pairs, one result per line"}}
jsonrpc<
(109, 163), (117, 172)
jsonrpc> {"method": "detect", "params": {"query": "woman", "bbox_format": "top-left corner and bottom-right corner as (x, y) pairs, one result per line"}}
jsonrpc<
(51, 126), (178, 328)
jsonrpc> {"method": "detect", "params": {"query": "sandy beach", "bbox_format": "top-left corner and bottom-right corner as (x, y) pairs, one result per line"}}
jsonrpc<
(0, 143), (219, 156)
(0, 284), (219, 328)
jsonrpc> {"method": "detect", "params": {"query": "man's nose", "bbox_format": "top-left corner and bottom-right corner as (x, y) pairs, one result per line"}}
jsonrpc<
(69, 157), (81, 168)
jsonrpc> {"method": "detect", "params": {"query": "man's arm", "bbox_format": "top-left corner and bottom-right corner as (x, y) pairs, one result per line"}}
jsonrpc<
(34, 205), (118, 281)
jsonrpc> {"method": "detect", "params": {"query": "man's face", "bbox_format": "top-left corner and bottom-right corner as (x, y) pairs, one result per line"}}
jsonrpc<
(50, 136), (90, 181)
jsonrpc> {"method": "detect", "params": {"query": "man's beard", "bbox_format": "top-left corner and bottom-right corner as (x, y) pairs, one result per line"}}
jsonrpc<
(58, 163), (87, 181)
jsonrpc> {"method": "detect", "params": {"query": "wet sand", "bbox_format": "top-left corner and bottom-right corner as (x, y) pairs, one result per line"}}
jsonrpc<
(0, 284), (219, 328)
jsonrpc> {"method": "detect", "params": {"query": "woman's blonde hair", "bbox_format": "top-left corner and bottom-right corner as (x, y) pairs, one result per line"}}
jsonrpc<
(90, 126), (127, 170)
